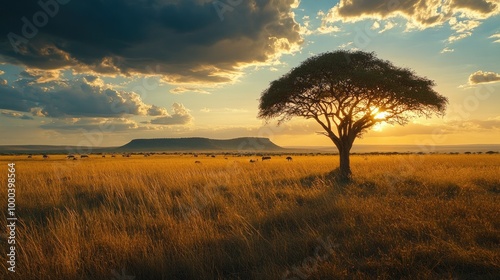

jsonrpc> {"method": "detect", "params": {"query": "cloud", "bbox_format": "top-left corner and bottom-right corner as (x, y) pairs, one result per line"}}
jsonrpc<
(20, 69), (62, 84)
(169, 87), (210, 94)
(379, 21), (396, 33)
(338, 42), (354, 48)
(0, 0), (303, 86)
(0, 70), (6, 85)
(316, 24), (341, 34)
(368, 122), (449, 137)
(146, 103), (193, 125)
(1, 110), (33, 120)
(320, 0), (499, 41)
(446, 117), (500, 131)
(224, 108), (249, 113)
(468, 71), (500, 84)
(489, 33), (500, 43)
(40, 118), (140, 131)
(370, 20), (396, 34)
(441, 47), (455, 53)
(147, 105), (168, 117)
(299, 15), (314, 35)
(0, 76), (169, 118)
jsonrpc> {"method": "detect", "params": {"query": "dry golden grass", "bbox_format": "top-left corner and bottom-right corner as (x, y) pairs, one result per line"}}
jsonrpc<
(0, 154), (499, 279)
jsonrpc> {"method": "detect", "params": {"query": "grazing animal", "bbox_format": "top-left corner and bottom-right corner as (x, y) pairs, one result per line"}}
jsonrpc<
(195, 161), (201, 164)
(286, 156), (293, 161)
(80, 154), (89, 159)
(27, 155), (32, 158)
(249, 159), (256, 163)
(102, 155), (106, 158)
(111, 154), (116, 158)
(67, 155), (75, 159)
(42, 155), (49, 159)
(262, 156), (271, 161)
(73, 158), (77, 161)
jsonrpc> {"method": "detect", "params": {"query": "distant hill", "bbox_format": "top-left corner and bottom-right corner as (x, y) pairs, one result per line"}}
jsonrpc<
(0, 137), (284, 154)
(117, 137), (284, 152)
(0, 145), (105, 154)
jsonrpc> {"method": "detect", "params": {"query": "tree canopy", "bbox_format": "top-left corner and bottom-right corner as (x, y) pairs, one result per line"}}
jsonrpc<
(258, 50), (448, 180)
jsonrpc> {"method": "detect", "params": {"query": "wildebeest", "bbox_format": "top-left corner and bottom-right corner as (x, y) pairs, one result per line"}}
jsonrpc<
(42, 154), (49, 159)
(80, 154), (89, 159)
(67, 155), (75, 159)
(286, 156), (293, 161)
(249, 159), (256, 163)
(262, 156), (271, 161)
(195, 161), (201, 164)
(102, 155), (106, 158)
(27, 155), (32, 158)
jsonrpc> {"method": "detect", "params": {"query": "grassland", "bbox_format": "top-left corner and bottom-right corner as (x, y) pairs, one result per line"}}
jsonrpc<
(0, 154), (499, 280)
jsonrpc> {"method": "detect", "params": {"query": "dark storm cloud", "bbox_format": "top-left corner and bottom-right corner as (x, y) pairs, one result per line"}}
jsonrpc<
(0, 0), (302, 85)
(0, 84), (39, 112)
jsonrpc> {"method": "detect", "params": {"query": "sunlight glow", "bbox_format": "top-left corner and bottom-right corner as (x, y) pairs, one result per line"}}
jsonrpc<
(371, 107), (389, 120)
(372, 122), (387, 131)
(374, 111), (389, 120)
(372, 107), (389, 131)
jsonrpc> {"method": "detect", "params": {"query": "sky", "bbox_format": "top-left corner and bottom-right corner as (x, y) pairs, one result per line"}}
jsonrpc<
(0, 0), (499, 148)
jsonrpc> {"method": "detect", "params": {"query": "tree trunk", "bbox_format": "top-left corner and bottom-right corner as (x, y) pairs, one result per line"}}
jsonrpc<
(338, 145), (352, 182)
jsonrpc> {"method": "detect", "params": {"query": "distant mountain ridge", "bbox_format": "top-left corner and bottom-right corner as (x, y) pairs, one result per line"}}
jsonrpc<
(0, 137), (284, 153)
(118, 137), (283, 152)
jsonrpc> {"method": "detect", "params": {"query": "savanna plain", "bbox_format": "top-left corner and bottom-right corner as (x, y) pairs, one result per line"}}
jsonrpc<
(0, 154), (499, 280)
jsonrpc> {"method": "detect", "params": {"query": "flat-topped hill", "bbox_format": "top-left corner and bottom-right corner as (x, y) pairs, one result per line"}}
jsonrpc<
(118, 137), (284, 152)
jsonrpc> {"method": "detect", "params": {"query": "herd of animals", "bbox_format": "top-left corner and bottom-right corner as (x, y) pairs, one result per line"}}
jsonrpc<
(25, 153), (294, 163)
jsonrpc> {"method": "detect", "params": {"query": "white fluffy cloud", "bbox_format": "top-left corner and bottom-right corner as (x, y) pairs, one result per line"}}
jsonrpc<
(146, 103), (193, 125)
(320, 0), (499, 42)
(468, 71), (500, 84)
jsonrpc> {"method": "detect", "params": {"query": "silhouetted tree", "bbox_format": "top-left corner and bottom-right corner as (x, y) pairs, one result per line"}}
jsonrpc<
(258, 51), (448, 181)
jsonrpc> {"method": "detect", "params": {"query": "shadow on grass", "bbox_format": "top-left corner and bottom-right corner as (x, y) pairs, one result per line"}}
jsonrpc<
(13, 170), (500, 280)
(116, 173), (497, 280)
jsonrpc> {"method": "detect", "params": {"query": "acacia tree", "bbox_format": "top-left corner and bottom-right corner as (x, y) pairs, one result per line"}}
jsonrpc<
(258, 51), (448, 181)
